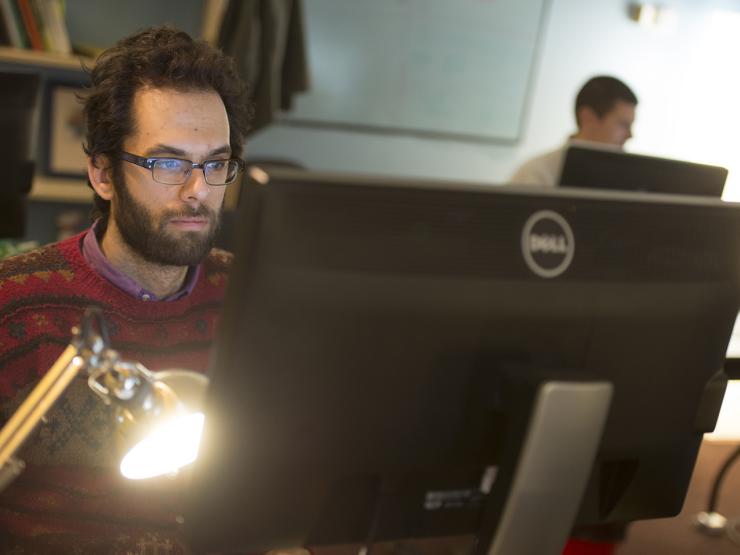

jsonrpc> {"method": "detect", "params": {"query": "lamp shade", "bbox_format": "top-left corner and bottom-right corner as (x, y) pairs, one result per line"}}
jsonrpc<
(114, 370), (209, 480)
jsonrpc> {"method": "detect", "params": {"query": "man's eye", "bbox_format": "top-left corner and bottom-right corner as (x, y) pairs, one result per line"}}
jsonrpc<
(209, 160), (227, 170)
(157, 159), (183, 170)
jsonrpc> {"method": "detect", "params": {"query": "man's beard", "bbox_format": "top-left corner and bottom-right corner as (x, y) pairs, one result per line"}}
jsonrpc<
(112, 176), (222, 267)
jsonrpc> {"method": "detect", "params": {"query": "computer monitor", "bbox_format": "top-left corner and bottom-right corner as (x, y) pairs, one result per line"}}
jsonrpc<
(184, 169), (740, 554)
(558, 145), (728, 197)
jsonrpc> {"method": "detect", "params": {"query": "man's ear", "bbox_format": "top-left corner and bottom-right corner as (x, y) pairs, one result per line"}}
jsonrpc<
(576, 106), (599, 129)
(88, 155), (114, 200)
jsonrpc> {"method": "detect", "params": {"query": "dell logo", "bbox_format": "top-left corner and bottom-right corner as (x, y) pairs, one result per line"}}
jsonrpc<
(529, 233), (569, 254)
(521, 210), (575, 278)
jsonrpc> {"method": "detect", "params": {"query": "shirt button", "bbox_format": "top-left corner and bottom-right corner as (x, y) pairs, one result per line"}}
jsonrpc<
(141, 293), (151, 301)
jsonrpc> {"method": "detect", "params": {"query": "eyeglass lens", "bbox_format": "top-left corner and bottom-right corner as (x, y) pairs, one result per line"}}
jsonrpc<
(151, 159), (239, 185)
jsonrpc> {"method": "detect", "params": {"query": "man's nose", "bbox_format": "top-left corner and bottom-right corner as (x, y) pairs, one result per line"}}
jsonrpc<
(180, 167), (210, 203)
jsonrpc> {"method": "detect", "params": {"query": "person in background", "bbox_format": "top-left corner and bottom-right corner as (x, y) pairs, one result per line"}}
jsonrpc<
(511, 74), (638, 555)
(510, 75), (638, 186)
(0, 25), (252, 553)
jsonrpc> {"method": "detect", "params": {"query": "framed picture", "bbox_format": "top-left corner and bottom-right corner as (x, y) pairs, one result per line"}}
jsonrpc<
(42, 82), (88, 178)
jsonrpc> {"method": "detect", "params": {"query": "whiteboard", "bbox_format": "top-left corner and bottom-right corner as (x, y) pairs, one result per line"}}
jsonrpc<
(284, 0), (549, 143)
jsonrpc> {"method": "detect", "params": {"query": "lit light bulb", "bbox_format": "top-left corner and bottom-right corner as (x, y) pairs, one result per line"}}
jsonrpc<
(120, 412), (205, 480)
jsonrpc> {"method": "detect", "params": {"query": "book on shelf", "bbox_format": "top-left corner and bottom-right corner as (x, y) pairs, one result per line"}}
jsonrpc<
(0, 2), (9, 46)
(16, 0), (43, 51)
(0, 0), (28, 49)
(32, 0), (70, 54)
(0, 0), (70, 55)
(44, 0), (71, 55)
(30, 0), (53, 51)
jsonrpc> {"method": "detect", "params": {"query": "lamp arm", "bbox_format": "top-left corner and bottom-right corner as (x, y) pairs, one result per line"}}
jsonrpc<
(0, 307), (121, 493)
(0, 306), (205, 491)
(0, 344), (84, 470)
(708, 443), (740, 513)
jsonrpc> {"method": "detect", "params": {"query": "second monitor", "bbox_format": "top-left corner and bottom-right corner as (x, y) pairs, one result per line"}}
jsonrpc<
(558, 145), (728, 197)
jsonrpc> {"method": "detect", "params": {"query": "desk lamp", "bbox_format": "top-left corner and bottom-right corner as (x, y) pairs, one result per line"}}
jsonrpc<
(696, 355), (740, 540)
(0, 307), (208, 491)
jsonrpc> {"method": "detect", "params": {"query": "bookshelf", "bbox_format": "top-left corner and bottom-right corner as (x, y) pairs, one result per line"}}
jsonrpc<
(29, 174), (242, 210)
(0, 45), (91, 207)
(0, 44), (90, 69)
(29, 175), (90, 203)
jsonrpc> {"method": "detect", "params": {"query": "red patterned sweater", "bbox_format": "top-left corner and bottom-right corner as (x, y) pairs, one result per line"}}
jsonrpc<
(0, 231), (232, 554)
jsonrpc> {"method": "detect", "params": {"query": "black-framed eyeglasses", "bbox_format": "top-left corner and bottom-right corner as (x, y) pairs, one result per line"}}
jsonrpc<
(120, 151), (245, 186)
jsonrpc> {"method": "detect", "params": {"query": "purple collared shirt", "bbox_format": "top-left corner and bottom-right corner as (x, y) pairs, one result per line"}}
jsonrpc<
(81, 222), (200, 302)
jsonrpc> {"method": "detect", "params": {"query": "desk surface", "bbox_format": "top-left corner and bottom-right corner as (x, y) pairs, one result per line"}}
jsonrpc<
(617, 441), (740, 554)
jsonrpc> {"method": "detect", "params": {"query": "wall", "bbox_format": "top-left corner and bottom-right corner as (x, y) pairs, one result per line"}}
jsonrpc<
(26, 0), (740, 240)
(245, 0), (740, 197)
(65, 0), (203, 50)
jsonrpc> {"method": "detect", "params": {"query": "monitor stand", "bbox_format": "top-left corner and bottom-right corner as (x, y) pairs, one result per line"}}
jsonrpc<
(486, 381), (613, 555)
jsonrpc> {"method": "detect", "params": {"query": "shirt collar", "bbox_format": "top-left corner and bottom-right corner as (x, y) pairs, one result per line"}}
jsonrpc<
(81, 220), (201, 302)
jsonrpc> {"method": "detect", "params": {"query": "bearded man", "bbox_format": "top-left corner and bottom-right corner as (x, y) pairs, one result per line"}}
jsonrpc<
(0, 25), (251, 554)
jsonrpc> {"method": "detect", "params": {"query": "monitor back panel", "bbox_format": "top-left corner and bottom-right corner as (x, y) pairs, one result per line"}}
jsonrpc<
(185, 173), (740, 552)
(559, 146), (727, 197)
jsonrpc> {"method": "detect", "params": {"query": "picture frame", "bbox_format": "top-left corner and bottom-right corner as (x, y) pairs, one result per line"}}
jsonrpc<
(42, 82), (88, 178)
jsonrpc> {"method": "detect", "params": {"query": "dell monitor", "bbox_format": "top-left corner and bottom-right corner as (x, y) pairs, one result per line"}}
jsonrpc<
(185, 170), (740, 554)
(558, 145), (728, 197)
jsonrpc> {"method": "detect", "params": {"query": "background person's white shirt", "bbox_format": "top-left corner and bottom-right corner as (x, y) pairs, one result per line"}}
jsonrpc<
(509, 138), (621, 187)
(509, 144), (567, 187)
